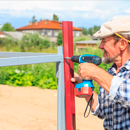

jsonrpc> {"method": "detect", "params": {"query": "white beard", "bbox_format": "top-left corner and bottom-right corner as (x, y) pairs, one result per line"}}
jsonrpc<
(102, 49), (118, 64)
(102, 57), (113, 64)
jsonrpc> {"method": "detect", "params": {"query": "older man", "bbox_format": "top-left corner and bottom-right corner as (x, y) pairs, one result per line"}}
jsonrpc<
(71, 16), (130, 130)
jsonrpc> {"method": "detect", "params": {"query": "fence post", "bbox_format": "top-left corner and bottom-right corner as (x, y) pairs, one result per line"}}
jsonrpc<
(57, 46), (66, 130)
(62, 21), (76, 130)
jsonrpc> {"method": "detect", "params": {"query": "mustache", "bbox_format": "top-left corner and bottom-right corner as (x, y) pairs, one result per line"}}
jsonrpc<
(101, 49), (107, 54)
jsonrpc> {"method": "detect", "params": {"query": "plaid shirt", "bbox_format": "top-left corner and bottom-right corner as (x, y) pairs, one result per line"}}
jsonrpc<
(92, 59), (130, 130)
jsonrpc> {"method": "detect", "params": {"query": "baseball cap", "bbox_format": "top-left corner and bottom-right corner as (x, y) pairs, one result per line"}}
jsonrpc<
(93, 16), (130, 38)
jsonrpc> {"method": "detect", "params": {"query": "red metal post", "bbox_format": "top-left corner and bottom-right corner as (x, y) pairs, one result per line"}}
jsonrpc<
(62, 21), (76, 130)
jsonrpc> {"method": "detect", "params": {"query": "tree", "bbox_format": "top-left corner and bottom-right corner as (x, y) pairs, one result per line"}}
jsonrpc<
(57, 30), (62, 45)
(53, 14), (59, 21)
(80, 27), (88, 35)
(32, 15), (37, 23)
(93, 25), (100, 34)
(1, 22), (15, 31)
(88, 27), (93, 35)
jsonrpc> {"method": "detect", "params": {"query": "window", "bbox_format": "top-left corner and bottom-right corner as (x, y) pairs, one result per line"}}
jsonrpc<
(52, 30), (54, 37)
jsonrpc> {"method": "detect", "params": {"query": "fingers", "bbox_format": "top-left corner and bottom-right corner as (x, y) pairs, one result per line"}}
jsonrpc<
(74, 72), (79, 77)
(71, 77), (82, 83)
(71, 77), (76, 82)
(71, 72), (82, 84)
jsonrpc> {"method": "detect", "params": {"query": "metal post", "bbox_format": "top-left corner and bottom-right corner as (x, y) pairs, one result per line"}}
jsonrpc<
(57, 46), (66, 130)
(62, 21), (76, 130)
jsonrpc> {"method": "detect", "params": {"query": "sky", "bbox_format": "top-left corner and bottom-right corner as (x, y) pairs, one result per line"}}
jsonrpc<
(0, 0), (130, 29)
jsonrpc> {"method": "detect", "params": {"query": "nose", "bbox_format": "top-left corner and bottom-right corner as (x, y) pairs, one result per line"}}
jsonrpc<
(99, 41), (104, 49)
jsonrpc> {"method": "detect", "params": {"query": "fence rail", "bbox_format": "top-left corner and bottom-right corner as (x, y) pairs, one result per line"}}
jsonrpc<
(0, 21), (75, 130)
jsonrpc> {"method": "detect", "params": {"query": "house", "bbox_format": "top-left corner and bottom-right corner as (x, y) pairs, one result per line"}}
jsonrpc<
(0, 32), (6, 38)
(3, 31), (23, 41)
(0, 31), (23, 40)
(74, 40), (100, 52)
(16, 20), (82, 42)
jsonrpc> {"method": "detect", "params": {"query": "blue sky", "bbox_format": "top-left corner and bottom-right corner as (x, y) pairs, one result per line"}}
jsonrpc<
(0, 0), (130, 29)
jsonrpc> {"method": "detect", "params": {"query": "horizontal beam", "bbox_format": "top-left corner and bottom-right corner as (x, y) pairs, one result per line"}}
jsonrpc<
(0, 54), (63, 67)
(0, 52), (55, 57)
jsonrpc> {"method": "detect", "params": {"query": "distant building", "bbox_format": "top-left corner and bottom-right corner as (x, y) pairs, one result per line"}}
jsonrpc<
(16, 20), (82, 42)
(3, 31), (23, 41)
(0, 32), (6, 38)
(0, 31), (23, 40)
(74, 40), (100, 52)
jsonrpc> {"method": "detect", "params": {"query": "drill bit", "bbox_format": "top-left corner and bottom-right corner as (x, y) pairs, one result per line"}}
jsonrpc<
(65, 57), (71, 59)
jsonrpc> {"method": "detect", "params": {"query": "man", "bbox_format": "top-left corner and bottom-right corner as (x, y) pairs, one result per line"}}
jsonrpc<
(71, 16), (130, 130)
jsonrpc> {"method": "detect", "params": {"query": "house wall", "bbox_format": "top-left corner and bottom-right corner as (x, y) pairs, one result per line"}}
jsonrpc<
(20, 29), (82, 37)
(0, 35), (5, 38)
(22, 29), (59, 37)
(18, 29), (82, 42)
(73, 30), (82, 37)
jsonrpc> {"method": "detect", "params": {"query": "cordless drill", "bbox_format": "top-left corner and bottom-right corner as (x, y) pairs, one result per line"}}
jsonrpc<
(66, 54), (102, 98)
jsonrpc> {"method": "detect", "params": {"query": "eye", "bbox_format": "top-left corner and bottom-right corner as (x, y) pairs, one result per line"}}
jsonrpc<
(101, 40), (106, 44)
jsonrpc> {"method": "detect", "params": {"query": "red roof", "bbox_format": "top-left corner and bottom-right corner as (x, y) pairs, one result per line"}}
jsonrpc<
(16, 20), (82, 31)
(0, 32), (5, 35)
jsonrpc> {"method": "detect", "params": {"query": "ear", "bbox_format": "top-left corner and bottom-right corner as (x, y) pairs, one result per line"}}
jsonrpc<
(120, 38), (128, 51)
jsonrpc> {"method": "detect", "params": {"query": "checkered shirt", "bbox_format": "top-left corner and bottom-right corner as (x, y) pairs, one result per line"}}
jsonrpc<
(92, 59), (130, 130)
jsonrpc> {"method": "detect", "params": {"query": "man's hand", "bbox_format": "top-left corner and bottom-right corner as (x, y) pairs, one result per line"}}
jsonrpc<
(78, 63), (98, 80)
(71, 72), (82, 85)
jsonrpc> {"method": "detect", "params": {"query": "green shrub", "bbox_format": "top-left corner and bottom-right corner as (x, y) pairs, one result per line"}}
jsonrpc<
(57, 30), (62, 46)
(19, 33), (51, 51)
(1, 63), (57, 89)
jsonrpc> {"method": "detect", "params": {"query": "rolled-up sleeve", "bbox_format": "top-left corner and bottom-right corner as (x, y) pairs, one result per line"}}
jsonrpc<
(109, 75), (130, 108)
(109, 76), (124, 101)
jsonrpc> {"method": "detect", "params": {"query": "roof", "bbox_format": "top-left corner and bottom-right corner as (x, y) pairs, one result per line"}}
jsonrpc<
(3, 31), (23, 41)
(74, 40), (100, 44)
(16, 20), (82, 31)
(0, 32), (5, 35)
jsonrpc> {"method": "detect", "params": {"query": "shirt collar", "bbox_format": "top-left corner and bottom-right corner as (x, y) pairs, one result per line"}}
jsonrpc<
(108, 59), (130, 72)
(120, 59), (130, 71)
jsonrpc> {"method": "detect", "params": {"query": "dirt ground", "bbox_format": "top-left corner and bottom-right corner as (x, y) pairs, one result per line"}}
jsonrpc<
(0, 85), (104, 130)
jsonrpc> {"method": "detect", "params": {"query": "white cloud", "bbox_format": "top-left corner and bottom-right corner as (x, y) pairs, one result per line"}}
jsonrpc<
(124, 9), (130, 13)
(1, 0), (130, 28)
(71, 1), (95, 11)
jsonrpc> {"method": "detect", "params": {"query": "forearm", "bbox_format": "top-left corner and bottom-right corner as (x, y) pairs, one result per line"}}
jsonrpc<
(92, 67), (113, 93)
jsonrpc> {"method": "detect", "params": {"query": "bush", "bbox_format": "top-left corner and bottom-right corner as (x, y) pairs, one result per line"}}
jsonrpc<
(19, 33), (51, 51)
(57, 30), (62, 46)
(1, 63), (57, 89)
(0, 36), (19, 51)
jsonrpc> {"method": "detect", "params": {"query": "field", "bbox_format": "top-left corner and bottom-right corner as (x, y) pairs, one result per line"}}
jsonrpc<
(0, 84), (104, 130)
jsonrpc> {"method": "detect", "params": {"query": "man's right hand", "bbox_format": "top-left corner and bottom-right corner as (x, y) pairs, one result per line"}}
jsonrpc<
(71, 72), (83, 85)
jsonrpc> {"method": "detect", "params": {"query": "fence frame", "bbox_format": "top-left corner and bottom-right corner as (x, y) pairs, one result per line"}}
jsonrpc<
(0, 21), (75, 130)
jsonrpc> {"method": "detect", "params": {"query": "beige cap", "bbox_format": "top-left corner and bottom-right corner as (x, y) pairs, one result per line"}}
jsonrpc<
(93, 16), (130, 38)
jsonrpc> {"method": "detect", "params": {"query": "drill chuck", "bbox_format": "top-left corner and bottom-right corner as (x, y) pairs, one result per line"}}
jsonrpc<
(70, 55), (80, 63)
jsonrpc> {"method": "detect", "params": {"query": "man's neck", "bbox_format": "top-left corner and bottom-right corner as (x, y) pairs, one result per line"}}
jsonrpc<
(115, 51), (130, 73)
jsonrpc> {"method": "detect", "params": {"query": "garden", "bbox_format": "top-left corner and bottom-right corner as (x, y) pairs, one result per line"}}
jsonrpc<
(0, 32), (112, 93)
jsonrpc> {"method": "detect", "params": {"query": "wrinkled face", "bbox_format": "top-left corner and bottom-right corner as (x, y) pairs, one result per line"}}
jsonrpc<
(99, 36), (121, 64)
